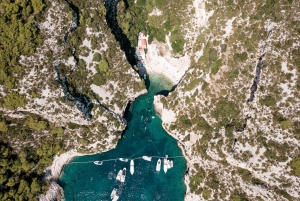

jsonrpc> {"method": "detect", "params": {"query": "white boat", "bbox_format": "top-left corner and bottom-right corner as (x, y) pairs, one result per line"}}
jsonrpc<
(130, 160), (134, 175)
(119, 158), (128, 162)
(167, 160), (172, 169)
(94, 161), (103, 165)
(156, 159), (161, 172)
(120, 168), (126, 182)
(116, 170), (122, 181)
(171, 160), (173, 168)
(142, 156), (152, 161)
(112, 195), (119, 201)
(110, 188), (117, 200)
(163, 158), (168, 173)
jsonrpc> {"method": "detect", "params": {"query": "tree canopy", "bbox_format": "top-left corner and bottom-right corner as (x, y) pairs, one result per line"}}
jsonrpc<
(3, 92), (26, 109)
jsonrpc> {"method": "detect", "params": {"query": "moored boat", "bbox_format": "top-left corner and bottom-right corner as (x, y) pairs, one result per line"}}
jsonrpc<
(120, 168), (126, 182)
(164, 158), (168, 173)
(110, 188), (117, 200)
(94, 161), (103, 165)
(156, 159), (161, 172)
(116, 170), (122, 181)
(119, 158), (128, 162)
(142, 156), (152, 161)
(112, 195), (119, 201)
(130, 160), (134, 175)
(167, 160), (172, 169)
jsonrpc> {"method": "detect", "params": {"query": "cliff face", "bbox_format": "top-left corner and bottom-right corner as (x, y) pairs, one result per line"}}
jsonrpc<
(1, 0), (300, 200)
(153, 0), (300, 200)
(2, 0), (146, 154)
(0, 1), (146, 199)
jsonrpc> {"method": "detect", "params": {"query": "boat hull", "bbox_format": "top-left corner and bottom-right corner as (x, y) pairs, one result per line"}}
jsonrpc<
(156, 159), (161, 172)
(130, 160), (134, 175)
(163, 158), (168, 173)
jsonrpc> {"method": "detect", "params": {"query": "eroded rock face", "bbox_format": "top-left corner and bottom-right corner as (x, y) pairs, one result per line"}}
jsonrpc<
(153, 1), (300, 200)
(7, 0), (147, 199)
(4, 0), (146, 153)
(2, 0), (300, 200)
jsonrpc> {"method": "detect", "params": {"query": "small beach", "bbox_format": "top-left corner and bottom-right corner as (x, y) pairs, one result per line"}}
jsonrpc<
(143, 40), (190, 85)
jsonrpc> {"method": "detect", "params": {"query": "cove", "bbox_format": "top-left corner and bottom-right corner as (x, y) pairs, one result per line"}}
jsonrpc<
(59, 74), (186, 201)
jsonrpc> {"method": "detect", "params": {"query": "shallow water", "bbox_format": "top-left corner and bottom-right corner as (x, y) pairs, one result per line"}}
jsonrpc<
(59, 74), (186, 201)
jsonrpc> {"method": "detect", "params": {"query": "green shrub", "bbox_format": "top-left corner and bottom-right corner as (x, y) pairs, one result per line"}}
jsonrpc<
(0, 122), (8, 132)
(93, 73), (107, 86)
(209, 48), (218, 61)
(156, 0), (167, 9)
(68, 122), (80, 130)
(25, 117), (47, 130)
(291, 157), (300, 176)
(189, 165), (206, 193)
(164, 20), (172, 31)
(221, 44), (227, 52)
(51, 127), (64, 136)
(237, 168), (252, 182)
(202, 188), (212, 199)
(275, 188), (293, 200)
(213, 99), (240, 125)
(261, 96), (276, 106)
(210, 59), (223, 74)
(148, 16), (164, 28)
(148, 26), (166, 42)
(194, 117), (212, 132)
(280, 120), (293, 130)
(98, 60), (109, 73)
(231, 194), (242, 201)
(170, 29), (184, 53)
(201, 80), (208, 90)
(31, 0), (45, 14)
(93, 53), (101, 62)
(234, 52), (248, 62)
(3, 92), (26, 109)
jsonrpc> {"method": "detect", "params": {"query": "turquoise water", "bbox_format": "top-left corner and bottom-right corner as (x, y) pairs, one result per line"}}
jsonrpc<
(59, 74), (186, 201)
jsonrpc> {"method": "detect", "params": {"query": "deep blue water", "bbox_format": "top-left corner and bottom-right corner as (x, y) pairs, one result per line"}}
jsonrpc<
(59, 74), (186, 201)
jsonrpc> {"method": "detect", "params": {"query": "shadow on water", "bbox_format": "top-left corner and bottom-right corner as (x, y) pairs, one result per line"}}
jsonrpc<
(144, 74), (151, 90)
(156, 84), (178, 96)
(120, 102), (132, 138)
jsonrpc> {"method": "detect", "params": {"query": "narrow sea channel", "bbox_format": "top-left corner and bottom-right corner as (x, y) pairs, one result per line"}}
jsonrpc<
(59, 74), (186, 201)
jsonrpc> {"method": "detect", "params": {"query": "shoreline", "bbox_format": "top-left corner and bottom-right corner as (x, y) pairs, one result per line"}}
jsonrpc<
(153, 94), (193, 201)
(41, 34), (191, 199)
(40, 72), (189, 201)
(143, 39), (190, 85)
(39, 150), (83, 201)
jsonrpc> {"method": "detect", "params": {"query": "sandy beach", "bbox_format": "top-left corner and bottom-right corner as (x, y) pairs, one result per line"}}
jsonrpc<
(143, 40), (190, 85)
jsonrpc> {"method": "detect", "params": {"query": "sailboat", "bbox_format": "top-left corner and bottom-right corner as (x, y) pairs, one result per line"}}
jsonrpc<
(130, 160), (134, 175)
(156, 158), (161, 172)
(116, 170), (122, 181)
(164, 158), (168, 173)
(120, 168), (126, 182)
(110, 188), (118, 200)
(119, 158), (128, 162)
(142, 156), (152, 161)
(93, 161), (103, 165)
